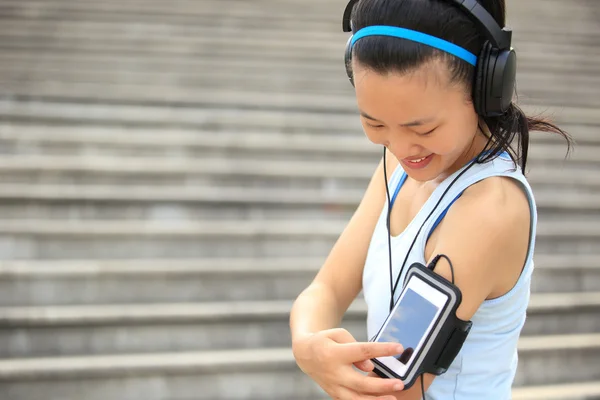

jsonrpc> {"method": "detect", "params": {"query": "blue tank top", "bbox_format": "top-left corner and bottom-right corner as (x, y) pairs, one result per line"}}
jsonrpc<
(362, 152), (537, 399)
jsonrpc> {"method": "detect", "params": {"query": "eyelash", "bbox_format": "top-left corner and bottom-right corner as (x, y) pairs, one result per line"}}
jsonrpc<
(419, 128), (437, 136)
(366, 124), (437, 136)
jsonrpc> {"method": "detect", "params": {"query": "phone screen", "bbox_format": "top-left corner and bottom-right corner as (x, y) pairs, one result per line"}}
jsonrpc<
(376, 287), (442, 367)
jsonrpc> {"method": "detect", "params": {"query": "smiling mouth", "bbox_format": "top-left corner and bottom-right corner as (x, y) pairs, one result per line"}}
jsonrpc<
(400, 154), (435, 170)
(405, 155), (431, 163)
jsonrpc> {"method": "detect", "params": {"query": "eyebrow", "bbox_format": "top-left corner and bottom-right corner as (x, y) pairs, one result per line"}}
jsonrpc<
(360, 110), (435, 127)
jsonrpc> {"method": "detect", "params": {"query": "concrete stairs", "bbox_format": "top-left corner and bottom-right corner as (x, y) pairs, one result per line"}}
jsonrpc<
(0, 0), (599, 399)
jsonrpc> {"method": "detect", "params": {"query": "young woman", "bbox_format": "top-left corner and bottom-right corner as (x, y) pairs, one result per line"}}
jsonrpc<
(290, 0), (572, 399)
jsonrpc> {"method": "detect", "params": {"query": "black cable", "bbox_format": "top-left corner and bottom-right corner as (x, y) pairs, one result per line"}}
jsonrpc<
(382, 147), (396, 313)
(428, 253), (456, 284)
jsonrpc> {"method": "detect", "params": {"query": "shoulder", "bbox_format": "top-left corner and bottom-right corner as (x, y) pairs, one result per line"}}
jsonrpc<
(457, 174), (531, 230)
(437, 174), (531, 252)
(428, 174), (532, 320)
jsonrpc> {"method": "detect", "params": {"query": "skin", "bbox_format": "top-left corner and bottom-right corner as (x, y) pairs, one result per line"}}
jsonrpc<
(290, 57), (531, 400)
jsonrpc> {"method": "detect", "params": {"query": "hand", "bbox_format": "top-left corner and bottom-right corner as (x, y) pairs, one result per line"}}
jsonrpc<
(292, 328), (405, 400)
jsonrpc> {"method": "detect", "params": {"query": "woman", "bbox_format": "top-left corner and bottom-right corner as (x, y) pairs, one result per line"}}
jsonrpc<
(290, 0), (572, 399)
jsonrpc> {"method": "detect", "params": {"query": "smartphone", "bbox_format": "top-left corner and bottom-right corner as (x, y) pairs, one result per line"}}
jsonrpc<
(372, 274), (450, 380)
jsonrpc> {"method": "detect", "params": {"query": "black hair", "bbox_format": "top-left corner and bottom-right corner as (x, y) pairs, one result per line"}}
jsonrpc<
(349, 0), (573, 173)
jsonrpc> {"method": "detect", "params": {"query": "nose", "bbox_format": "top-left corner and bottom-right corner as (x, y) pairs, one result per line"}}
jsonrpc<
(387, 137), (424, 161)
(364, 128), (423, 159)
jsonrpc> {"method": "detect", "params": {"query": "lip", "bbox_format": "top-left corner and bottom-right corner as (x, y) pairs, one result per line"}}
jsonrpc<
(401, 154), (434, 170)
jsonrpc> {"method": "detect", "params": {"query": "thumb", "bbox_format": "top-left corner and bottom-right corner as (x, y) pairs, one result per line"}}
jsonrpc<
(326, 328), (358, 344)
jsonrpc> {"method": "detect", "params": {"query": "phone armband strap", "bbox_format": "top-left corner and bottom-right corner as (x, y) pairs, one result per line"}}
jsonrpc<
(423, 314), (473, 375)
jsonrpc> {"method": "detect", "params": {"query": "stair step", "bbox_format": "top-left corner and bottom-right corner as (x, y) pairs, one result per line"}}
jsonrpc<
(512, 381), (600, 400)
(0, 334), (599, 399)
(1, 41), (596, 73)
(2, 26), (597, 65)
(2, 254), (597, 306)
(0, 257), (320, 305)
(0, 38), (595, 68)
(2, 47), (596, 82)
(0, 0), (592, 23)
(4, 70), (598, 108)
(0, 219), (599, 259)
(1, 293), (599, 357)
(1, 123), (593, 157)
(5, 26), (594, 63)
(1, 48), (594, 102)
(0, 155), (594, 193)
(0, 348), (317, 400)
(0, 0), (345, 20)
(1, 11), (594, 45)
(1, 22), (596, 61)
(1, 99), (598, 135)
(0, 184), (596, 221)
(0, 1), (594, 38)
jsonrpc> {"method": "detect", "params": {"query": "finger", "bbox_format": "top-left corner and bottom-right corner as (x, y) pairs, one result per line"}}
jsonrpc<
(337, 341), (404, 363)
(353, 359), (374, 372)
(343, 371), (404, 395)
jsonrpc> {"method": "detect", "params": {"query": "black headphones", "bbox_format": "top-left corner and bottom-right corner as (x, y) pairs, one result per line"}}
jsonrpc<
(342, 0), (517, 117)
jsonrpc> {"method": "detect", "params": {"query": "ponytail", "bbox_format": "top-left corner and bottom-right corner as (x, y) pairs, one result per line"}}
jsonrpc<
(479, 103), (574, 173)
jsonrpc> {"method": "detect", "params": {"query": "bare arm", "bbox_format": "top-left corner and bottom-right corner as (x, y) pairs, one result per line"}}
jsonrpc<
(290, 155), (396, 343)
(290, 155), (408, 400)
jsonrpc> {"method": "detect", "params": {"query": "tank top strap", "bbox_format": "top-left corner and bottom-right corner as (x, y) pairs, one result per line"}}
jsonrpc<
(391, 171), (408, 209)
(385, 163), (407, 210)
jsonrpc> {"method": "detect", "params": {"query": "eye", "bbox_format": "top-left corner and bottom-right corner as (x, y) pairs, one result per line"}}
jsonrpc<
(366, 123), (384, 129)
(417, 127), (437, 136)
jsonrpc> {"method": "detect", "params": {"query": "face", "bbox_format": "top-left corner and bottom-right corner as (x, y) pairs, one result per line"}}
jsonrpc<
(353, 59), (487, 183)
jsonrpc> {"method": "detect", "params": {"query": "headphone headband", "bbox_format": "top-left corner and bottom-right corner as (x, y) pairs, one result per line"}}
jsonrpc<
(451, 0), (512, 49)
(351, 26), (478, 66)
(342, 0), (359, 32)
(342, 0), (512, 50)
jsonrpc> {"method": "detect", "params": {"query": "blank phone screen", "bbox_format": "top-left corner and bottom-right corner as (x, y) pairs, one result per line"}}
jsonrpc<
(376, 288), (440, 365)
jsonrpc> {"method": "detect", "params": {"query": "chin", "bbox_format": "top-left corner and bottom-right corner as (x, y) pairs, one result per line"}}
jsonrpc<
(407, 170), (439, 183)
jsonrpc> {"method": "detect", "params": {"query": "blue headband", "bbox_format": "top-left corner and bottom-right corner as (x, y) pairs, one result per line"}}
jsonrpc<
(351, 25), (478, 66)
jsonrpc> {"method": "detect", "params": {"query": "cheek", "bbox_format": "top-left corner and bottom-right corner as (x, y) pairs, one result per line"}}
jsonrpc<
(361, 125), (387, 146)
(435, 119), (478, 153)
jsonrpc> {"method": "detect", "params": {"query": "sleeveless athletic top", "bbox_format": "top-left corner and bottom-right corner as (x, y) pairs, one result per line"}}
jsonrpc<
(362, 152), (537, 399)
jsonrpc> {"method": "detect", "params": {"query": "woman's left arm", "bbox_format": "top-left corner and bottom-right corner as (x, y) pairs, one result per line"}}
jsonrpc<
(374, 177), (531, 399)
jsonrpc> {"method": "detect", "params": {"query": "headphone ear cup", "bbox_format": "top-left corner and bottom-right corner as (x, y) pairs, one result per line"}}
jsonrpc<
(474, 41), (492, 116)
(491, 48), (517, 115)
(345, 35), (355, 87)
(475, 42), (517, 117)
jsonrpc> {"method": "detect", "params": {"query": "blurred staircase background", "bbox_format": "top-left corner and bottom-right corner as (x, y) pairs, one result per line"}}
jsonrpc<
(0, 0), (599, 399)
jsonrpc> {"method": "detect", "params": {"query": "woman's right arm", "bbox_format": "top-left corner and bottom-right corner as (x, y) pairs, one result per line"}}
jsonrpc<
(290, 156), (390, 341)
(289, 155), (405, 400)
